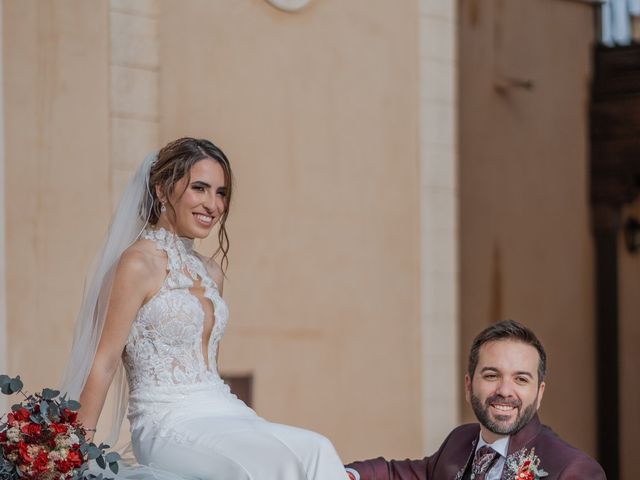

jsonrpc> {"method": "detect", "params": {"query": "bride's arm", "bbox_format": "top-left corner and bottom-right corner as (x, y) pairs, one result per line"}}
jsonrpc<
(77, 249), (156, 437)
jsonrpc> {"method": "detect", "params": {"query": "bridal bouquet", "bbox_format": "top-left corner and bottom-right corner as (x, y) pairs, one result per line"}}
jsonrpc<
(0, 374), (120, 480)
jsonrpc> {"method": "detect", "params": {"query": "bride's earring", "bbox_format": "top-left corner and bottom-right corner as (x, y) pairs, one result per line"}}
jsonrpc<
(160, 201), (166, 213)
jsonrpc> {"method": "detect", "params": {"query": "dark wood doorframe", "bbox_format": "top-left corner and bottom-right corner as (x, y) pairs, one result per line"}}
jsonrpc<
(592, 205), (620, 478)
(590, 44), (640, 479)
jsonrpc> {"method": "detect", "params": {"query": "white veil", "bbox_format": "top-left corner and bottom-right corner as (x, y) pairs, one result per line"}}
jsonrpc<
(60, 152), (158, 446)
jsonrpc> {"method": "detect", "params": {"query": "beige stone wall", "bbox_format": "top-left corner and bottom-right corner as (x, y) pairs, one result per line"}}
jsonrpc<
(3, 0), (111, 389)
(620, 199), (640, 478)
(459, 0), (598, 456)
(109, 0), (160, 202)
(3, 0), (617, 470)
(157, 0), (422, 460)
(3, 0), (425, 462)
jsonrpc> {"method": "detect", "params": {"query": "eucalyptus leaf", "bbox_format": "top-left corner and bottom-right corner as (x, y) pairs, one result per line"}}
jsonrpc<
(0, 374), (10, 385)
(40, 400), (50, 423)
(105, 452), (120, 463)
(9, 376), (23, 393)
(109, 461), (119, 474)
(88, 444), (101, 460)
(29, 413), (42, 424)
(67, 399), (81, 410)
(96, 455), (106, 469)
(0, 383), (10, 394)
(41, 388), (60, 400)
(48, 402), (60, 420)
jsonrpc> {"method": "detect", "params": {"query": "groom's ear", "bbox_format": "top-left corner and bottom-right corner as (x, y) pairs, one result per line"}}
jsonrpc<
(535, 381), (546, 410)
(464, 373), (472, 403)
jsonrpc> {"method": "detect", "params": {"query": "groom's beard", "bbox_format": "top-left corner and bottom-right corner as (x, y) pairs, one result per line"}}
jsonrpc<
(470, 392), (538, 437)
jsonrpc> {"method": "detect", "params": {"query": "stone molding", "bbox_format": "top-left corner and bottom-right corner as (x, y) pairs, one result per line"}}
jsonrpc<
(109, 0), (160, 209)
(418, 0), (460, 453)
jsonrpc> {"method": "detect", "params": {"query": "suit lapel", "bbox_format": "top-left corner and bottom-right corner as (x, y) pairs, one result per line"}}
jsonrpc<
(500, 415), (542, 480)
(454, 437), (478, 480)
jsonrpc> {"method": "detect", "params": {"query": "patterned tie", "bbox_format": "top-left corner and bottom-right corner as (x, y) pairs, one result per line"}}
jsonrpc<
(470, 446), (499, 480)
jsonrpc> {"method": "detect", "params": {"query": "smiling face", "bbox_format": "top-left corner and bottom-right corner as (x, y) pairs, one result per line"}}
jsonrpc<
(156, 158), (228, 239)
(465, 339), (545, 443)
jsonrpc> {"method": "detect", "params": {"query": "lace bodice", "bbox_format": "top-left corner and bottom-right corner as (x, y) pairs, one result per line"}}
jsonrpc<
(123, 228), (229, 393)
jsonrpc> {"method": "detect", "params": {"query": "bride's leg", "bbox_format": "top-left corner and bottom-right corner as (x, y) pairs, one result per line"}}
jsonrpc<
(135, 419), (312, 479)
(259, 422), (350, 480)
(133, 426), (253, 480)
(133, 415), (348, 479)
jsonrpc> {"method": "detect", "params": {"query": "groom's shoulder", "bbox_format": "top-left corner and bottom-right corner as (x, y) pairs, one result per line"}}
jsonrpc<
(532, 423), (607, 478)
(536, 422), (592, 455)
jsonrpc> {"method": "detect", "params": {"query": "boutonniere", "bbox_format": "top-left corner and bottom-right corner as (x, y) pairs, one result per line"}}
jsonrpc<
(505, 447), (548, 479)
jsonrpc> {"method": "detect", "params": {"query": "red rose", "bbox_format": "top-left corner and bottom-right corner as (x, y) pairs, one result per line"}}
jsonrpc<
(67, 449), (83, 467)
(50, 423), (68, 434)
(0, 431), (7, 442)
(62, 408), (78, 423)
(13, 408), (30, 422)
(517, 460), (535, 480)
(56, 459), (73, 473)
(2, 442), (16, 453)
(33, 450), (49, 473)
(18, 440), (33, 463)
(21, 422), (42, 438)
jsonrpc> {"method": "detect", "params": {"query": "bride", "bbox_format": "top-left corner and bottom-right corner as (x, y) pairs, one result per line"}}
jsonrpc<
(61, 137), (349, 479)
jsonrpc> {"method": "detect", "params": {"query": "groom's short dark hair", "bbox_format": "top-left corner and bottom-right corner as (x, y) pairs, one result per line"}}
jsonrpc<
(467, 320), (547, 385)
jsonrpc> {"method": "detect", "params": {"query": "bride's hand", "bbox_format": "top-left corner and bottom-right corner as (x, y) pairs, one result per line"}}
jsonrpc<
(84, 427), (96, 443)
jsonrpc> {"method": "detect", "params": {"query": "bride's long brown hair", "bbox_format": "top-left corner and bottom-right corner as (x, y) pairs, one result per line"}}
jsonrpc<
(148, 137), (233, 272)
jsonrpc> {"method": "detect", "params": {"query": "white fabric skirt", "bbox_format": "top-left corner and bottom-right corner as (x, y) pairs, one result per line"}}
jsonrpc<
(111, 382), (349, 480)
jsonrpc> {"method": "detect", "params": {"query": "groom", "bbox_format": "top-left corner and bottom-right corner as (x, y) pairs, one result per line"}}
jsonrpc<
(345, 320), (606, 479)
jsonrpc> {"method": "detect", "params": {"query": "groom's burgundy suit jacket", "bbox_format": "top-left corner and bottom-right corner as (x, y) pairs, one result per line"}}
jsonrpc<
(345, 415), (606, 479)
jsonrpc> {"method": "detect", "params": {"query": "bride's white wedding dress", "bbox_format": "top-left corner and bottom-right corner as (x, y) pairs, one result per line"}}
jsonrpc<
(118, 227), (348, 479)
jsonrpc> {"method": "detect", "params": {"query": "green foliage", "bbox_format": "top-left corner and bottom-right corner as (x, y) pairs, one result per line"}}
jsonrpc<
(9, 376), (23, 394)
(0, 375), (22, 395)
(42, 388), (60, 400)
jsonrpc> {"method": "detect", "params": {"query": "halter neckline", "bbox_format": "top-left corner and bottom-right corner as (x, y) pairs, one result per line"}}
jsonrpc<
(143, 226), (195, 252)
